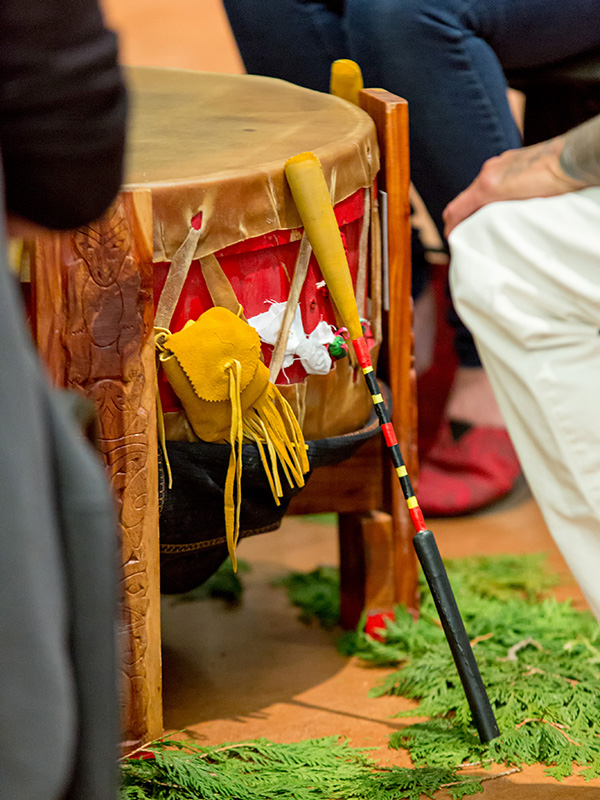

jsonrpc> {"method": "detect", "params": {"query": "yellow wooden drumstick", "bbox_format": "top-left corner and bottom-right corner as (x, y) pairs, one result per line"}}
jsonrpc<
(285, 150), (425, 528)
(284, 150), (500, 745)
(329, 59), (363, 106)
(284, 152), (364, 341)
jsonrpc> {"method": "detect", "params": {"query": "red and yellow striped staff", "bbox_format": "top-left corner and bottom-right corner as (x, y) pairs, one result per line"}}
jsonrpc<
(284, 151), (499, 744)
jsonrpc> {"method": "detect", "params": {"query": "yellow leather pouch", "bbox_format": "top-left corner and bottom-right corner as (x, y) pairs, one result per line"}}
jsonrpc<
(156, 306), (309, 567)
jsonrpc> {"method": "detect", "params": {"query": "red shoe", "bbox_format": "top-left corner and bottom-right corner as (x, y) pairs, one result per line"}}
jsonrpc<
(418, 422), (521, 517)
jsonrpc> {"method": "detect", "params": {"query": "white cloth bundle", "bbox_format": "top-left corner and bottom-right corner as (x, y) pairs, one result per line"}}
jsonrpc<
(248, 301), (335, 375)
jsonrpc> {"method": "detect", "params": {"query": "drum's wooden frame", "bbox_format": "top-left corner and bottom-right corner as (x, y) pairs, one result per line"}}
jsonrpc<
(29, 87), (417, 750)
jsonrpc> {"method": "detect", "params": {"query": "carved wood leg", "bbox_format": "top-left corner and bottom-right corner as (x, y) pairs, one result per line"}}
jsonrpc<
(31, 190), (163, 751)
(360, 89), (420, 615)
(338, 510), (397, 629)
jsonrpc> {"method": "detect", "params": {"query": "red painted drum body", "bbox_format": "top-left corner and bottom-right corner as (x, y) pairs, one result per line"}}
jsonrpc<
(125, 67), (381, 441)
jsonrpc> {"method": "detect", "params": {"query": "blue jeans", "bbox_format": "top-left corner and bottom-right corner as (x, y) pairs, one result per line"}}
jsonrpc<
(223, 0), (600, 366)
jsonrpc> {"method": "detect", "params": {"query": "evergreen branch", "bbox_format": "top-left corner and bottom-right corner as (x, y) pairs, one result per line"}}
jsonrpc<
(118, 731), (176, 762)
(440, 766), (521, 789)
(515, 719), (582, 746)
(502, 637), (543, 661)
(120, 555), (600, 798)
(279, 553), (600, 783)
(469, 632), (494, 647)
(520, 664), (579, 686)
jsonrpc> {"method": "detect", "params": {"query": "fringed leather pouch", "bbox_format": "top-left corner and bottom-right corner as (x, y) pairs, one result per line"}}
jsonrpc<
(155, 306), (309, 568)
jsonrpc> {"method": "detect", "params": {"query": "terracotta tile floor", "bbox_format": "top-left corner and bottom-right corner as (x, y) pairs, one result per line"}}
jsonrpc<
(101, 2), (600, 796)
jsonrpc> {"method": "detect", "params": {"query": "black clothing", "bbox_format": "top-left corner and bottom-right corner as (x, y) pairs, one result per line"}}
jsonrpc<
(0, 0), (127, 229)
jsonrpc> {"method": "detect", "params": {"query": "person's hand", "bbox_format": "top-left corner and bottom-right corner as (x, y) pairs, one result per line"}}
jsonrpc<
(443, 136), (587, 238)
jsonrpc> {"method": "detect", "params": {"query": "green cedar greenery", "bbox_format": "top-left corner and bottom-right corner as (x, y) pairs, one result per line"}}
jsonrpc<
(120, 736), (489, 799)
(343, 553), (600, 782)
(122, 553), (600, 798)
(273, 565), (341, 629)
(277, 553), (600, 782)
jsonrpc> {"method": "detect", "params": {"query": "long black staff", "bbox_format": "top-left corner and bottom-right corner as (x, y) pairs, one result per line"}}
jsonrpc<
(284, 151), (499, 744)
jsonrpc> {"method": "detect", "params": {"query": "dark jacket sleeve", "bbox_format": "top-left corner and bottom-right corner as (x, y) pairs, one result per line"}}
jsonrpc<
(0, 0), (128, 229)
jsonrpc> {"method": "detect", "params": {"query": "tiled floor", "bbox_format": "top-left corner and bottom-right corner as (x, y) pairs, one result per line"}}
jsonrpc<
(102, 2), (599, 796)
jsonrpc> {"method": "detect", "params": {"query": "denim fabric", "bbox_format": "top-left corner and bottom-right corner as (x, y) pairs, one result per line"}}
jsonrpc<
(223, 0), (600, 366)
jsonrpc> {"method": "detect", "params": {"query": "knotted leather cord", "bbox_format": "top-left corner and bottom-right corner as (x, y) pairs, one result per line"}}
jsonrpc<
(268, 231), (312, 382)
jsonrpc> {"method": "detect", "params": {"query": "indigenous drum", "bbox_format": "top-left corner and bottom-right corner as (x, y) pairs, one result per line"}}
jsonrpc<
(28, 66), (417, 749)
(123, 66), (382, 590)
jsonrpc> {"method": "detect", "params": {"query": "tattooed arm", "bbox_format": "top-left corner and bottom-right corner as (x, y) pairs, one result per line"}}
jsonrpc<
(559, 114), (600, 184)
(443, 115), (600, 236)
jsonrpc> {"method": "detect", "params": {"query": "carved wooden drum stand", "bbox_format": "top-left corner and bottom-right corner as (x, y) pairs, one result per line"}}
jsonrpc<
(28, 66), (416, 750)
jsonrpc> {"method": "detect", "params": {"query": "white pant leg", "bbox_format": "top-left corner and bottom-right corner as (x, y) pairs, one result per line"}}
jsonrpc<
(448, 187), (600, 622)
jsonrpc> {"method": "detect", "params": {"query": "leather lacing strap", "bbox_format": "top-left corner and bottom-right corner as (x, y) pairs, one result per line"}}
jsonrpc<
(223, 359), (243, 569)
(159, 524), (280, 554)
(268, 231), (312, 381)
(154, 221), (203, 331)
(355, 186), (371, 319)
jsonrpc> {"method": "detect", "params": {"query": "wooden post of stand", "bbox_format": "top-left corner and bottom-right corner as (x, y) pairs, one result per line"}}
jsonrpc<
(359, 89), (419, 613)
(30, 189), (163, 751)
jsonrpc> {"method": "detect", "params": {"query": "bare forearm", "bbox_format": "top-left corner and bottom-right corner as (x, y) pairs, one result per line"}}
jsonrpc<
(443, 123), (592, 237)
(559, 114), (600, 185)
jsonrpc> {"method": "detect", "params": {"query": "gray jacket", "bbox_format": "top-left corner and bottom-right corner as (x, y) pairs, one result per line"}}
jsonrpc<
(0, 0), (127, 796)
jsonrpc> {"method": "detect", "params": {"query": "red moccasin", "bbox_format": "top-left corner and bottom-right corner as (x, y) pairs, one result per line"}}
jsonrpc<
(417, 422), (522, 517)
